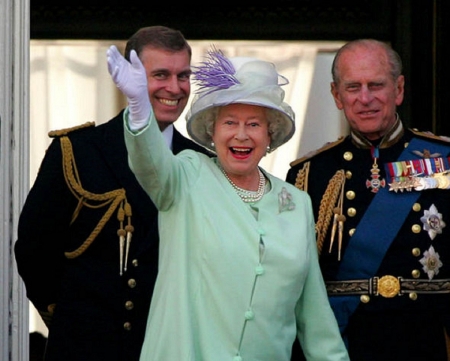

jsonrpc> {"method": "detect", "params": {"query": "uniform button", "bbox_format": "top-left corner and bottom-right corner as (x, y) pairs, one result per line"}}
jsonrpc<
(343, 152), (353, 161)
(412, 224), (421, 233)
(412, 248), (421, 257)
(132, 259), (139, 267)
(349, 228), (356, 236)
(409, 292), (418, 300)
(412, 203), (421, 212)
(123, 322), (132, 331)
(128, 278), (137, 288)
(345, 171), (352, 180)
(411, 269), (421, 278)
(244, 310), (254, 320)
(346, 190), (356, 200)
(347, 208), (357, 217)
(255, 265), (264, 275)
(125, 301), (134, 310)
(258, 229), (265, 236)
(360, 295), (370, 303)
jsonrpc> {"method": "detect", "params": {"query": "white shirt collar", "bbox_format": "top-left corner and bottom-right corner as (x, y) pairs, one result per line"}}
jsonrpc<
(162, 124), (174, 150)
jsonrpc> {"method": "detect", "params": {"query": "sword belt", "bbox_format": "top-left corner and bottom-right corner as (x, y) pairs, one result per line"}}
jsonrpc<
(326, 276), (450, 298)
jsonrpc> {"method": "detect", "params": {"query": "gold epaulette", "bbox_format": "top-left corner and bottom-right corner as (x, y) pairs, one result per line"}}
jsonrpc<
(48, 121), (95, 138)
(289, 136), (345, 167)
(410, 128), (450, 143)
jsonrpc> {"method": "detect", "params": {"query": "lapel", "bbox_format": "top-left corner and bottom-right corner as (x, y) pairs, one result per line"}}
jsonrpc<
(98, 111), (157, 219)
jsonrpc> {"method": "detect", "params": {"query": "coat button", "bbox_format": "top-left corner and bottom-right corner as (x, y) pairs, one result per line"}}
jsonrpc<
(244, 310), (254, 320)
(346, 190), (356, 200)
(123, 322), (132, 331)
(125, 301), (134, 310)
(412, 203), (421, 212)
(360, 295), (370, 303)
(347, 207), (357, 217)
(343, 152), (353, 161)
(128, 279), (137, 288)
(411, 269), (421, 278)
(412, 248), (421, 257)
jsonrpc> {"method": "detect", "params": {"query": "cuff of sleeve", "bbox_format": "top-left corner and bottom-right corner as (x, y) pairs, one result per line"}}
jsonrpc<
(124, 107), (153, 133)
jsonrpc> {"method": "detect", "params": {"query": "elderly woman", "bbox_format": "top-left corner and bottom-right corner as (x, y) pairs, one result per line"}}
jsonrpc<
(107, 46), (348, 361)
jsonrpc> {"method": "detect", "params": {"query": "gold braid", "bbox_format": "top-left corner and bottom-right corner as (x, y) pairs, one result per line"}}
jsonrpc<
(293, 163), (346, 255)
(59, 136), (131, 259)
(315, 170), (345, 255)
(294, 161), (310, 192)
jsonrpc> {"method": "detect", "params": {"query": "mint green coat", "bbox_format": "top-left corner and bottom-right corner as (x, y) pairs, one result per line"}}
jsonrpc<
(124, 111), (349, 361)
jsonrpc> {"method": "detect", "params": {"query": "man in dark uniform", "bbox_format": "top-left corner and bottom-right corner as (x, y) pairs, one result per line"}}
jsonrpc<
(15, 26), (211, 361)
(286, 39), (450, 360)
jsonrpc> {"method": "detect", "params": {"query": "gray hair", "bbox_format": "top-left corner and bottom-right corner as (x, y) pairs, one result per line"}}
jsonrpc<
(202, 106), (284, 151)
(331, 39), (403, 84)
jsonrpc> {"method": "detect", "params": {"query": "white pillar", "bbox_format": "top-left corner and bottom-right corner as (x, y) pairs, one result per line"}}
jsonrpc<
(0, 0), (30, 360)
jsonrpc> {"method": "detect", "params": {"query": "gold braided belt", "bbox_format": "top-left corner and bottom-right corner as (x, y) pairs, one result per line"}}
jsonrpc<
(326, 276), (450, 298)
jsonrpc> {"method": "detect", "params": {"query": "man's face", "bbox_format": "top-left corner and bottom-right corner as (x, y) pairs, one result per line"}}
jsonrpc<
(330, 46), (404, 140)
(140, 46), (191, 130)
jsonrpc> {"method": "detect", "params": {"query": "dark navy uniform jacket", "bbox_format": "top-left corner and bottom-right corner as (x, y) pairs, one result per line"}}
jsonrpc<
(15, 111), (211, 361)
(286, 124), (450, 361)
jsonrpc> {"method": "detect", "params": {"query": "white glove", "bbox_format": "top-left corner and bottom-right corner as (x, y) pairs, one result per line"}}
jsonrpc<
(107, 45), (151, 130)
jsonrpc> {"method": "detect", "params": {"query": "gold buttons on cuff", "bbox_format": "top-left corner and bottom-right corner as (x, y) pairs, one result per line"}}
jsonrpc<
(411, 224), (421, 233)
(343, 152), (353, 161)
(412, 203), (421, 212)
(125, 301), (134, 310)
(128, 279), (137, 288)
(409, 292), (418, 301)
(360, 295), (370, 303)
(411, 269), (421, 278)
(347, 208), (357, 217)
(132, 259), (139, 267)
(123, 322), (132, 331)
(345, 171), (352, 180)
(349, 228), (356, 237)
(412, 248), (421, 257)
(346, 190), (356, 200)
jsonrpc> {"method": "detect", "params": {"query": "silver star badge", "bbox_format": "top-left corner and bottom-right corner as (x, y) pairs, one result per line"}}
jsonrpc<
(420, 204), (446, 240)
(419, 245), (443, 280)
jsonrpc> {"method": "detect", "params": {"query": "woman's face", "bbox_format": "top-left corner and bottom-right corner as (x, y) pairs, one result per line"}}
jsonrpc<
(212, 103), (271, 179)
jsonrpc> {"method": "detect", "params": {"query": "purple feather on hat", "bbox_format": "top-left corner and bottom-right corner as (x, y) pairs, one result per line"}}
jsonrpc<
(192, 47), (240, 95)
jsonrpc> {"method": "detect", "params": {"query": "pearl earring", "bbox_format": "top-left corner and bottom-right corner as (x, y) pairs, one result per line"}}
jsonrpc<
(211, 142), (215, 148)
(266, 145), (271, 153)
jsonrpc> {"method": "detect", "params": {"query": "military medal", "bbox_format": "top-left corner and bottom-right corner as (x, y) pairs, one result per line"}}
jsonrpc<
(366, 146), (385, 193)
(386, 156), (450, 192)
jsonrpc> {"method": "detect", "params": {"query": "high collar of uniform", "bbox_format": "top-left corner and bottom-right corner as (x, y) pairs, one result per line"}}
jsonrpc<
(350, 114), (404, 149)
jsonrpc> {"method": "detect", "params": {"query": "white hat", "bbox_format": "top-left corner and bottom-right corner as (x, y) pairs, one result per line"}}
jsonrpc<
(186, 49), (295, 152)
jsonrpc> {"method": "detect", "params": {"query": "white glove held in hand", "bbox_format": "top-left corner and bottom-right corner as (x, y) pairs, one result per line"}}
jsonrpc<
(107, 45), (151, 130)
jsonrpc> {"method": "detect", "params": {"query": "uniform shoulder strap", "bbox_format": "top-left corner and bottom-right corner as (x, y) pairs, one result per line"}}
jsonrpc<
(289, 136), (345, 167)
(48, 121), (95, 138)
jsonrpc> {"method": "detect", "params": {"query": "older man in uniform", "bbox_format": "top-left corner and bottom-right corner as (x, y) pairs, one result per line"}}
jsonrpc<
(286, 39), (450, 360)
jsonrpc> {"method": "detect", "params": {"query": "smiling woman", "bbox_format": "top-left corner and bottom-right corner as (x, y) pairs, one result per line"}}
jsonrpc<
(107, 41), (350, 360)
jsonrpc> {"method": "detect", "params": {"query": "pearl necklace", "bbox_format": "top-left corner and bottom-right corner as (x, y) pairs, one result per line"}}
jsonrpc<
(220, 166), (266, 203)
